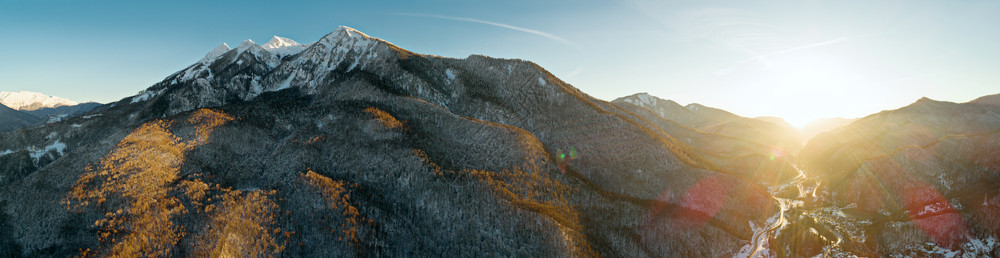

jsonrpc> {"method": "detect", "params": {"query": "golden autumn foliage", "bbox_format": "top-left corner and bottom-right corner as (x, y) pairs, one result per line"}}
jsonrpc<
(187, 109), (236, 146)
(363, 107), (404, 129)
(67, 120), (185, 208)
(300, 169), (371, 245)
(412, 149), (444, 176)
(193, 189), (285, 257)
(63, 109), (236, 256)
(307, 135), (325, 144)
(178, 178), (210, 208)
(65, 120), (188, 256)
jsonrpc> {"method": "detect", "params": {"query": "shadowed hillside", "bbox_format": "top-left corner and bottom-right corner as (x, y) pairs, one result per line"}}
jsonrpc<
(0, 27), (776, 257)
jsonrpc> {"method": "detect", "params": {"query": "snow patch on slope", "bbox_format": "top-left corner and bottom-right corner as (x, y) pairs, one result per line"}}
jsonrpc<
(276, 70), (297, 91)
(132, 88), (165, 103)
(29, 140), (66, 161)
(624, 93), (656, 107)
(445, 69), (457, 85)
(47, 114), (69, 123)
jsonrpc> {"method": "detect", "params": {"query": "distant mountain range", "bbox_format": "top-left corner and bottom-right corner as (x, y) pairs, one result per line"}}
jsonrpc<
(1, 27), (997, 256)
(0, 92), (101, 132)
(612, 93), (803, 185)
(0, 91), (78, 111)
(614, 93), (803, 151)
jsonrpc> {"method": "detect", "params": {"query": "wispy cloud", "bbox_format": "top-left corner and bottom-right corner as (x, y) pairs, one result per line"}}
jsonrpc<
(661, 7), (859, 76)
(738, 37), (851, 66)
(715, 36), (855, 76)
(393, 13), (581, 50)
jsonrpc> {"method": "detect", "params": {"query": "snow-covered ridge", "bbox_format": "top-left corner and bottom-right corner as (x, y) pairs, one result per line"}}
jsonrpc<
(235, 39), (258, 54)
(251, 25), (385, 96)
(334, 26), (371, 39)
(168, 26), (374, 83)
(319, 26), (375, 46)
(130, 26), (394, 109)
(623, 93), (657, 107)
(200, 43), (231, 63)
(0, 91), (79, 111)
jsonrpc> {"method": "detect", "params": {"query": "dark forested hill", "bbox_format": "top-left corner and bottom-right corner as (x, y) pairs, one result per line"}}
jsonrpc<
(0, 104), (41, 133)
(799, 96), (1000, 255)
(0, 27), (776, 257)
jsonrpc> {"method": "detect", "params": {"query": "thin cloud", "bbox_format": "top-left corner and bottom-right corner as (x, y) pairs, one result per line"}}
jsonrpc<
(739, 37), (851, 65)
(716, 36), (855, 76)
(393, 13), (582, 50)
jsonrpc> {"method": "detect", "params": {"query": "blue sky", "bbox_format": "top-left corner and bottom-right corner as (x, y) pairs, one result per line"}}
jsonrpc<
(2, 0), (998, 126)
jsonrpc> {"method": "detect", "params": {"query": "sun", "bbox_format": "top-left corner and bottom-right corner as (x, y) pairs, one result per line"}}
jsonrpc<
(753, 49), (870, 129)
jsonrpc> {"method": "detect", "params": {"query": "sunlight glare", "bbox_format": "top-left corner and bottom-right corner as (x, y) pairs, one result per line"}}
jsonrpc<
(757, 50), (870, 128)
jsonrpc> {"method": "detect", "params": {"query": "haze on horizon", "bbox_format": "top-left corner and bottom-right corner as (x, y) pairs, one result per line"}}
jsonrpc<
(1, 0), (998, 127)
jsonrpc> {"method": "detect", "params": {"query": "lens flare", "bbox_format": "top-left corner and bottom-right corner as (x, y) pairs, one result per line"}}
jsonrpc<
(555, 146), (579, 174)
(678, 175), (729, 227)
(769, 146), (785, 161)
(902, 183), (968, 248)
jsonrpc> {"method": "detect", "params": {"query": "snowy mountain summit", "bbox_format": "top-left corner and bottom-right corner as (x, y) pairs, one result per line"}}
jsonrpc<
(0, 91), (78, 111)
(201, 43), (231, 62)
(129, 26), (392, 114)
(261, 36), (308, 57)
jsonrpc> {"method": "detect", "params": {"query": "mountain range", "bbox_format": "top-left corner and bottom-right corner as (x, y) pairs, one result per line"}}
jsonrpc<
(0, 91), (78, 111)
(0, 92), (101, 133)
(1, 26), (998, 256)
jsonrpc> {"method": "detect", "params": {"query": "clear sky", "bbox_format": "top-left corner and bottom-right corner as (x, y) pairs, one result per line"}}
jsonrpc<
(2, 0), (998, 127)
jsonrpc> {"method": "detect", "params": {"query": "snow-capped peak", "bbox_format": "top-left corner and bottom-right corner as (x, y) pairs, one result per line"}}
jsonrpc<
(262, 36), (301, 50)
(262, 36), (308, 57)
(233, 39), (279, 63)
(0, 91), (79, 111)
(317, 26), (373, 45)
(336, 26), (368, 38)
(621, 93), (658, 107)
(201, 43), (231, 62)
(236, 39), (257, 50)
